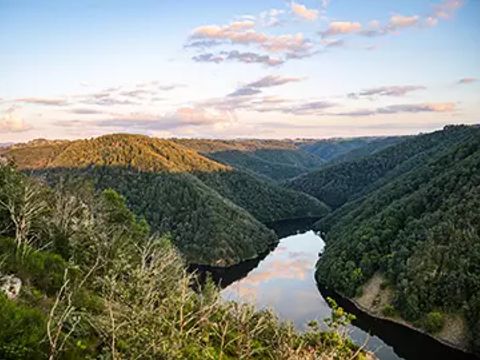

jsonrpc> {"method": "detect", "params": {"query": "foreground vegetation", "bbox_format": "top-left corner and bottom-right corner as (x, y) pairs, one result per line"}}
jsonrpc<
(314, 125), (480, 354)
(0, 164), (366, 359)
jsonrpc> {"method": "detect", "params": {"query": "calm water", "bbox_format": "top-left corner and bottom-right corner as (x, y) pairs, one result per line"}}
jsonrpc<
(194, 220), (478, 360)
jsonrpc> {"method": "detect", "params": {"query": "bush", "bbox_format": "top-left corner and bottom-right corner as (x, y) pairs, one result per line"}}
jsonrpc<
(382, 304), (396, 317)
(0, 237), (67, 295)
(0, 294), (47, 360)
(422, 311), (445, 333)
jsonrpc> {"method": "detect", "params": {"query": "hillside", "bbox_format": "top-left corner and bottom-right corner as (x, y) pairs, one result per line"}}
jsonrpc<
(176, 139), (325, 181)
(297, 137), (392, 162)
(1, 134), (329, 266)
(0, 164), (362, 360)
(314, 126), (480, 354)
(286, 126), (476, 209)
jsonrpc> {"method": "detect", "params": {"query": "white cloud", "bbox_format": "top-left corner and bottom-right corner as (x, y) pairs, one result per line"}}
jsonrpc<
(337, 102), (456, 116)
(0, 108), (32, 133)
(246, 75), (303, 88)
(321, 21), (362, 37)
(349, 85), (426, 98)
(189, 20), (312, 55)
(388, 15), (419, 30)
(457, 77), (478, 85)
(291, 2), (319, 21)
(16, 97), (68, 106)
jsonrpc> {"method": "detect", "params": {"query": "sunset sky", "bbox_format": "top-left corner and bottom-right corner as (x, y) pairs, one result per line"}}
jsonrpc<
(1, 0), (479, 142)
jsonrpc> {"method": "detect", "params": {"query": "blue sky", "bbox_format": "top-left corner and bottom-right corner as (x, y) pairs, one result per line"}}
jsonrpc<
(0, 0), (479, 141)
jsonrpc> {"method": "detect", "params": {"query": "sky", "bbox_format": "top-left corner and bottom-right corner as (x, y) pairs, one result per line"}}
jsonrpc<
(0, 0), (479, 141)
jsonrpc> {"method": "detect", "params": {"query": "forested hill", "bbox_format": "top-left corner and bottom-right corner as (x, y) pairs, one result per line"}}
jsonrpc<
(176, 137), (403, 182)
(176, 139), (325, 181)
(285, 126), (476, 209)
(3, 134), (229, 173)
(298, 136), (403, 163)
(0, 134), (329, 266)
(314, 125), (480, 354)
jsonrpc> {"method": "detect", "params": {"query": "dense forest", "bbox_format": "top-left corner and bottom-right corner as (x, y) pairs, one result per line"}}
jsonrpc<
(0, 134), (329, 266)
(176, 137), (401, 182)
(286, 126), (475, 209)
(313, 125), (480, 354)
(0, 163), (365, 359)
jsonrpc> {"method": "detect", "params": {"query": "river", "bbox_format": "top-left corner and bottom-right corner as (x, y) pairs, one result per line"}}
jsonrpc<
(193, 219), (478, 360)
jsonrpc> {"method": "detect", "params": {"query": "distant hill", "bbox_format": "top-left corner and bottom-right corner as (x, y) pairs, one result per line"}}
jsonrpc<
(176, 139), (325, 181)
(297, 137), (402, 162)
(1, 134), (329, 266)
(285, 127), (474, 209)
(177, 137), (403, 182)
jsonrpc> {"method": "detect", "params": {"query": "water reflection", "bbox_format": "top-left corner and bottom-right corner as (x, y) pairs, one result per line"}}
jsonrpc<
(193, 220), (479, 360)
(221, 230), (329, 330)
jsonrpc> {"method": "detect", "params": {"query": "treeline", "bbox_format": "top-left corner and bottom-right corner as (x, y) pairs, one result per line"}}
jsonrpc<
(313, 125), (480, 354)
(0, 164), (364, 359)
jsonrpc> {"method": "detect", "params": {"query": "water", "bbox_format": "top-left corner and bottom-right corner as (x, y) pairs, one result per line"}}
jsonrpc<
(193, 220), (478, 360)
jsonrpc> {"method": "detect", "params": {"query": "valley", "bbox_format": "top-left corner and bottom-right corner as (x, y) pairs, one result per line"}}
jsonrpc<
(0, 125), (479, 359)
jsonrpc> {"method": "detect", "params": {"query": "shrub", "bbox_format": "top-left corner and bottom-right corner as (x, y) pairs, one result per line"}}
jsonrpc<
(422, 311), (445, 333)
(382, 304), (396, 317)
(0, 237), (67, 295)
(0, 294), (47, 360)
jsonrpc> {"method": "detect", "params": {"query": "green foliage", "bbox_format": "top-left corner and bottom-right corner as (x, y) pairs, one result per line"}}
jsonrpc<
(421, 311), (445, 333)
(288, 125), (476, 209)
(315, 125), (480, 352)
(197, 170), (330, 223)
(382, 304), (396, 317)
(0, 165), (365, 360)
(0, 294), (47, 360)
(206, 148), (324, 181)
(0, 237), (67, 295)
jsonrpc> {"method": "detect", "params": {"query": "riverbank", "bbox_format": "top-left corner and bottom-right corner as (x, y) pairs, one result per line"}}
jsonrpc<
(352, 272), (473, 354)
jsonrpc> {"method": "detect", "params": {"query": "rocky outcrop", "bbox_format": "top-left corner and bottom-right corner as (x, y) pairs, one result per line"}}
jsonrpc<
(0, 275), (22, 299)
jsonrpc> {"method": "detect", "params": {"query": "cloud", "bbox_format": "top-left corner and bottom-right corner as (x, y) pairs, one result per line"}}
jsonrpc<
(291, 2), (319, 21)
(457, 77), (478, 85)
(349, 85), (426, 98)
(226, 50), (284, 65)
(228, 88), (262, 97)
(337, 102), (456, 116)
(184, 40), (223, 49)
(378, 102), (456, 113)
(432, 0), (463, 19)
(320, 21), (362, 37)
(95, 107), (230, 132)
(246, 75), (302, 88)
(227, 75), (302, 100)
(69, 108), (104, 115)
(321, 38), (345, 48)
(78, 82), (179, 106)
(188, 20), (312, 56)
(192, 50), (284, 66)
(192, 53), (225, 63)
(361, 0), (464, 37)
(257, 100), (335, 115)
(258, 8), (285, 27)
(0, 108), (32, 133)
(16, 97), (68, 106)
(388, 15), (419, 30)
